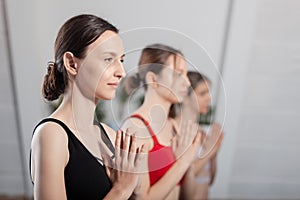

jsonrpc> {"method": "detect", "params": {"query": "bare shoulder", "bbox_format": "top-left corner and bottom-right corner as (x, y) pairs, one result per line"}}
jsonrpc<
(120, 117), (150, 138)
(120, 116), (148, 130)
(31, 121), (69, 149)
(117, 117), (152, 150)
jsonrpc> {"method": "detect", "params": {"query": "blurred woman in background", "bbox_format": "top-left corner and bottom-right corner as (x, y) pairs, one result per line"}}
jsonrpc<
(173, 71), (223, 199)
(121, 43), (202, 200)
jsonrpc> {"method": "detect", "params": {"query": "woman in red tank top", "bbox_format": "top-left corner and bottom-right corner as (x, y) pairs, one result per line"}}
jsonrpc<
(120, 44), (202, 200)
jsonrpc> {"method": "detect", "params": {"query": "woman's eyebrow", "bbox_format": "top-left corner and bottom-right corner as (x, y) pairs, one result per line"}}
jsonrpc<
(102, 52), (125, 58)
(102, 52), (117, 56)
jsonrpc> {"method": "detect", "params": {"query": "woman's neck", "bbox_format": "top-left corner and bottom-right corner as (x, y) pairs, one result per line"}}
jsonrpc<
(137, 91), (171, 124)
(52, 83), (97, 133)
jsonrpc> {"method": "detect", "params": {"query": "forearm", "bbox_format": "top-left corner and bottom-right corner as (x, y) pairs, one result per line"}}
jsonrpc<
(194, 156), (210, 175)
(179, 166), (195, 200)
(103, 184), (131, 200)
(210, 156), (217, 185)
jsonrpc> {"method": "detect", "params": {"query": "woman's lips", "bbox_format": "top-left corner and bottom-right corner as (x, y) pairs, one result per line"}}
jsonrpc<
(107, 82), (119, 88)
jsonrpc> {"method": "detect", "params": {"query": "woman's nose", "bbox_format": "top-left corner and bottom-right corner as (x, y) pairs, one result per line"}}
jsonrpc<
(114, 61), (126, 79)
(184, 75), (191, 87)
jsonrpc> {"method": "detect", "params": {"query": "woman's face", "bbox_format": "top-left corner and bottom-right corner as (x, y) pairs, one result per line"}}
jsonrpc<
(156, 55), (191, 103)
(191, 81), (211, 114)
(76, 30), (125, 101)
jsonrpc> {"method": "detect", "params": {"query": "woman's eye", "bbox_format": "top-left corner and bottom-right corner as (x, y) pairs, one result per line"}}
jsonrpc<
(199, 91), (208, 96)
(104, 58), (113, 62)
(120, 59), (124, 63)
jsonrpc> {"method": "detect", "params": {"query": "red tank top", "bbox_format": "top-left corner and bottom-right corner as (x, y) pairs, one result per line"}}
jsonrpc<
(130, 114), (182, 186)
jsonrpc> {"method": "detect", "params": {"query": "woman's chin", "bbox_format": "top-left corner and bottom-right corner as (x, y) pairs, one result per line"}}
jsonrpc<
(98, 92), (115, 100)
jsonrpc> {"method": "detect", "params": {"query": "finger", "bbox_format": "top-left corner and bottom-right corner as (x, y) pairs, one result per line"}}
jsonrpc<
(179, 120), (186, 137)
(216, 132), (224, 148)
(115, 130), (122, 166)
(128, 134), (137, 163)
(122, 128), (132, 156)
(172, 121), (179, 134)
(193, 132), (201, 149)
(211, 123), (221, 138)
(212, 128), (221, 142)
(115, 130), (122, 154)
(171, 136), (177, 152)
(178, 120), (186, 146)
(200, 132), (206, 145)
(176, 133), (182, 148)
(129, 134), (137, 153)
(135, 144), (147, 165)
(191, 123), (199, 143)
(184, 120), (193, 145)
(135, 144), (147, 172)
(102, 154), (113, 178)
(181, 120), (189, 145)
(207, 127), (216, 142)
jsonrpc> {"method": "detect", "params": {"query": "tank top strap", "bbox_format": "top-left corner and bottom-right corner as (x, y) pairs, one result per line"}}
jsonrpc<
(32, 118), (72, 137)
(130, 114), (159, 144)
(94, 120), (115, 157)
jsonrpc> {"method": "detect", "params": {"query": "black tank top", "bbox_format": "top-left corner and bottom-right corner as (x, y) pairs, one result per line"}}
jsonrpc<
(30, 118), (113, 199)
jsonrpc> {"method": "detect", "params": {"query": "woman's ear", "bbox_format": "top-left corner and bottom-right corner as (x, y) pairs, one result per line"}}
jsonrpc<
(63, 52), (78, 76)
(145, 71), (158, 89)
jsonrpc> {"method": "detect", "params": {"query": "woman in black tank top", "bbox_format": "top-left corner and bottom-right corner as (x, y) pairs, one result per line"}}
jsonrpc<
(30, 14), (145, 200)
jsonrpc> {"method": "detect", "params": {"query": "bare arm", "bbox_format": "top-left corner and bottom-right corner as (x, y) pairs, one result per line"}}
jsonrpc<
(31, 123), (69, 200)
(179, 166), (196, 200)
(121, 119), (201, 200)
(209, 154), (217, 186)
(194, 123), (223, 176)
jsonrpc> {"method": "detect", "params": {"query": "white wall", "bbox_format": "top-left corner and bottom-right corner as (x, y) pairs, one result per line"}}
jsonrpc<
(213, 0), (300, 199)
(0, 0), (25, 195)
(1, 0), (300, 199)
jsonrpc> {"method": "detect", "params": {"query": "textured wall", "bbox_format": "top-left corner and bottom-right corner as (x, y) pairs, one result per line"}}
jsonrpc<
(0, 0), (24, 195)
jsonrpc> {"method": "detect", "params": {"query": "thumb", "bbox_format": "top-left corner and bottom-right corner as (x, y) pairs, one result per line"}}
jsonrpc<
(193, 132), (201, 146)
(170, 136), (177, 152)
(200, 132), (206, 145)
(102, 154), (113, 178)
